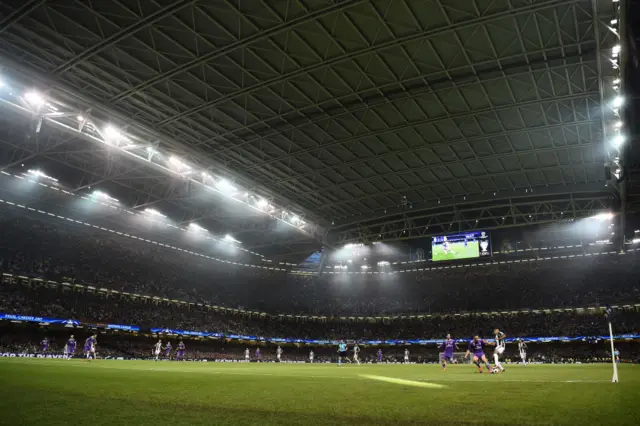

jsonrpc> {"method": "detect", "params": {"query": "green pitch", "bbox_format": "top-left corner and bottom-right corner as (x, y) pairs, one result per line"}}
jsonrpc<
(432, 241), (480, 262)
(0, 359), (638, 426)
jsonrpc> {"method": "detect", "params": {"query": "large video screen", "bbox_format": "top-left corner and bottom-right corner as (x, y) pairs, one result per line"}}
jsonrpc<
(431, 231), (490, 262)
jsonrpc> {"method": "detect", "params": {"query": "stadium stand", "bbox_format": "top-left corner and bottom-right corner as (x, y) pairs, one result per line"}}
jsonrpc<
(1, 217), (638, 354)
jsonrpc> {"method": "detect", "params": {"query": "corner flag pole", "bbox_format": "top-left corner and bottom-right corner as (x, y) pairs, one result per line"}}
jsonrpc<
(608, 321), (619, 383)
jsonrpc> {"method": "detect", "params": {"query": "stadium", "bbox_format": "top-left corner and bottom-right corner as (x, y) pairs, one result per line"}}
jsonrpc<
(0, 0), (639, 424)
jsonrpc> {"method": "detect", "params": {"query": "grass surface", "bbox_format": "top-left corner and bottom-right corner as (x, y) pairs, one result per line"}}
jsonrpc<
(0, 359), (638, 425)
(432, 241), (480, 262)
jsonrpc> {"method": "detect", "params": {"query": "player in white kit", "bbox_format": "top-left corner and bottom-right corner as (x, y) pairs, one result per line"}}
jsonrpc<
(309, 350), (314, 363)
(276, 346), (283, 362)
(518, 339), (527, 366)
(153, 340), (162, 361)
(245, 348), (250, 362)
(404, 348), (410, 363)
(493, 328), (506, 373)
(353, 344), (360, 365)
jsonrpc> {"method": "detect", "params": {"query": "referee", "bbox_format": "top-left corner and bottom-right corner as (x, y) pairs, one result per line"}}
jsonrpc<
(338, 340), (348, 367)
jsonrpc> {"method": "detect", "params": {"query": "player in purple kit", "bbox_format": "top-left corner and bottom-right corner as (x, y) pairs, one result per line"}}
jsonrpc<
(255, 348), (261, 362)
(465, 335), (493, 373)
(84, 335), (97, 360)
(440, 334), (459, 370)
(65, 335), (76, 360)
(377, 349), (383, 363)
(40, 338), (49, 352)
(176, 341), (185, 361)
(164, 341), (172, 360)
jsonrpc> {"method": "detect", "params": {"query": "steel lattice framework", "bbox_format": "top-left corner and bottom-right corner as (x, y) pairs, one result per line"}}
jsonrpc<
(0, 0), (626, 260)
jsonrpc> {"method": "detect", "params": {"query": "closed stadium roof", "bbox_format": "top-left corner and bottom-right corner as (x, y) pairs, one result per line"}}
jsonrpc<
(0, 0), (628, 261)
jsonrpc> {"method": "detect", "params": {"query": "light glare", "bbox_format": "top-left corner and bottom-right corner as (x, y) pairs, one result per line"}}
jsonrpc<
(216, 178), (236, 194)
(144, 208), (166, 218)
(612, 96), (624, 108)
(92, 190), (119, 204)
(24, 91), (45, 107)
(27, 169), (58, 182)
(256, 198), (268, 209)
(592, 212), (614, 221)
(104, 125), (122, 142)
(224, 234), (241, 244)
(612, 134), (625, 147)
(188, 223), (207, 232)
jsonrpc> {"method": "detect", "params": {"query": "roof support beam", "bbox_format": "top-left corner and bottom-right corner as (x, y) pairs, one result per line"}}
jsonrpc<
(154, 0), (582, 126)
(109, 0), (366, 102)
(52, 0), (197, 75)
(0, 0), (44, 35)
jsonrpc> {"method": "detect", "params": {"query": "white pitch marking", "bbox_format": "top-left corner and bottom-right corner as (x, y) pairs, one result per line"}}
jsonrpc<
(361, 374), (446, 388)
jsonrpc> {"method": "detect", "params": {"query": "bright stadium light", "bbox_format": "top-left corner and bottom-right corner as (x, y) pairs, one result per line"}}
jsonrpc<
(612, 45), (621, 57)
(92, 190), (119, 204)
(224, 234), (241, 244)
(361, 265), (368, 270)
(103, 125), (123, 144)
(216, 178), (236, 194)
(614, 121), (623, 129)
(188, 223), (207, 233)
(77, 115), (85, 122)
(611, 96), (624, 108)
(24, 91), (45, 107)
(592, 212), (614, 221)
(27, 169), (58, 182)
(144, 208), (166, 218)
(612, 134), (625, 148)
(169, 156), (190, 169)
(256, 198), (268, 209)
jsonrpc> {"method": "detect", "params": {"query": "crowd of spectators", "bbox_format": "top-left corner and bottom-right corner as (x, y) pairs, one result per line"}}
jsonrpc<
(1, 216), (639, 317)
(0, 215), (638, 344)
(1, 277), (638, 340)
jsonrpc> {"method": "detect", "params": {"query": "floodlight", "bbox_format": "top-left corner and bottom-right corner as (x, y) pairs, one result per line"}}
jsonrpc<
(611, 96), (624, 108)
(216, 179), (236, 194)
(169, 156), (190, 170)
(612, 134), (625, 147)
(361, 265), (368, 270)
(77, 115), (85, 122)
(24, 91), (45, 107)
(92, 190), (119, 204)
(612, 45), (621, 55)
(256, 198), (268, 209)
(104, 125), (122, 143)
(144, 208), (166, 218)
(592, 212), (614, 221)
(188, 223), (207, 232)
(224, 234), (241, 244)
(27, 169), (58, 182)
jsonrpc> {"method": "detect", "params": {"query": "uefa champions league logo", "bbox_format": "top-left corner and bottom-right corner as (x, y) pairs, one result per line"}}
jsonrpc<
(480, 240), (489, 253)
